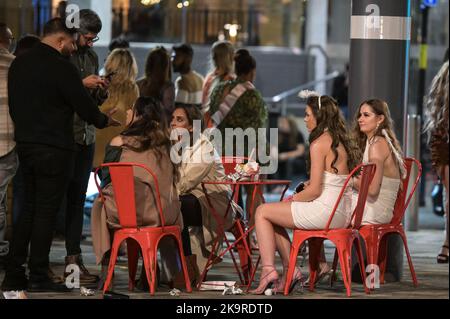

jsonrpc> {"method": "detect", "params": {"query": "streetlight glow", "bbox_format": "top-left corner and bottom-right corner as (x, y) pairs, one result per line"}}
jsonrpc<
(224, 23), (241, 38)
(141, 0), (161, 6)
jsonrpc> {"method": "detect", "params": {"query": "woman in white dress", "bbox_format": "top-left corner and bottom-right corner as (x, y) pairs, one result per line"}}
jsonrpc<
(249, 93), (358, 294)
(306, 98), (408, 286)
(352, 99), (406, 225)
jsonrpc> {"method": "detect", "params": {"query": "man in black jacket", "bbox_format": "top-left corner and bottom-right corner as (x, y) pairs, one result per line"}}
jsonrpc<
(1, 18), (118, 293)
(62, 9), (107, 286)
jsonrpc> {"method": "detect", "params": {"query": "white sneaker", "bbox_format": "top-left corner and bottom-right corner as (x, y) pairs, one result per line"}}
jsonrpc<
(2, 290), (27, 299)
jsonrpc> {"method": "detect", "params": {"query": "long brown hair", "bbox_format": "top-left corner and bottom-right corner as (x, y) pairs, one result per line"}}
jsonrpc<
(173, 104), (205, 147)
(141, 46), (172, 98)
(352, 99), (404, 175)
(174, 104), (204, 132)
(121, 97), (179, 183)
(307, 95), (358, 173)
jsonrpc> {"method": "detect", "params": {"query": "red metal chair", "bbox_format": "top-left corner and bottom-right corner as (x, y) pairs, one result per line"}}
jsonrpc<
(95, 163), (192, 295)
(196, 156), (255, 289)
(284, 163), (376, 297)
(358, 157), (422, 287)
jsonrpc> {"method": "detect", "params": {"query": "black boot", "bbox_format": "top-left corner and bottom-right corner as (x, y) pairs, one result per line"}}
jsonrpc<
(64, 254), (99, 287)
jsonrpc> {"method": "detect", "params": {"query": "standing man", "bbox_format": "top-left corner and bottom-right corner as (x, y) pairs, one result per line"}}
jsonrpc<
(172, 44), (204, 107)
(0, 23), (16, 269)
(1, 18), (118, 293)
(332, 63), (349, 119)
(63, 9), (107, 285)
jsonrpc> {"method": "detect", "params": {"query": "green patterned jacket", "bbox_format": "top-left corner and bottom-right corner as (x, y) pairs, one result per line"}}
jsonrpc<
(209, 78), (268, 157)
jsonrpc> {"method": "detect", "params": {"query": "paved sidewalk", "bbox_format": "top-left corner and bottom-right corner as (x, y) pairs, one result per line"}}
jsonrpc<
(1, 228), (447, 299)
(1, 178), (448, 300)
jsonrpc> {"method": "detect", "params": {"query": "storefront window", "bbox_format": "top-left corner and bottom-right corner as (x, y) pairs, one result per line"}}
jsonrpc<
(111, 0), (308, 47)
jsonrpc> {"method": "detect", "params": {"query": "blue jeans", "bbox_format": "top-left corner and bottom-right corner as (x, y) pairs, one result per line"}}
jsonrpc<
(0, 149), (18, 257)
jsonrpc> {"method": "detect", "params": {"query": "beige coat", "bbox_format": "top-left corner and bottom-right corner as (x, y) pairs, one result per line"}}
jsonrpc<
(91, 137), (182, 265)
(177, 134), (238, 270)
(0, 48), (15, 157)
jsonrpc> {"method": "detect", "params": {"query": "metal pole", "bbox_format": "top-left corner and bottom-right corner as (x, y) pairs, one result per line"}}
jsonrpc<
(405, 115), (421, 231)
(19, 0), (26, 36)
(417, 7), (429, 118)
(282, 0), (291, 47)
(282, 99), (288, 117)
(349, 0), (412, 282)
(417, 5), (429, 207)
(305, 0), (328, 94)
(181, 4), (187, 43)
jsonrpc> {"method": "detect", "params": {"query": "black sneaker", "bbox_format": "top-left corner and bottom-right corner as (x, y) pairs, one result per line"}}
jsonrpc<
(1, 273), (28, 291)
(27, 280), (73, 293)
(0, 255), (5, 271)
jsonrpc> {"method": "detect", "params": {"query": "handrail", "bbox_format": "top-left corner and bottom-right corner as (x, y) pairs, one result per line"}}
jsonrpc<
(263, 71), (340, 104)
(306, 44), (330, 70)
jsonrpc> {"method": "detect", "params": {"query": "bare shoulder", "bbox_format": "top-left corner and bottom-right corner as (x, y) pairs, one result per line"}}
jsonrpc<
(316, 131), (333, 145)
(110, 136), (124, 147)
(310, 132), (332, 152)
(368, 137), (390, 159)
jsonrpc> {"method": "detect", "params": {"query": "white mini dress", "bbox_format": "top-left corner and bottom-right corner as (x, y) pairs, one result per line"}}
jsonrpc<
(291, 171), (352, 230)
(352, 140), (401, 225)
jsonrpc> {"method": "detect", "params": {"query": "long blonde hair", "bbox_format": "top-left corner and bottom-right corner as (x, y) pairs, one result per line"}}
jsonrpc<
(104, 48), (138, 107)
(424, 61), (449, 142)
(209, 41), (234, 76)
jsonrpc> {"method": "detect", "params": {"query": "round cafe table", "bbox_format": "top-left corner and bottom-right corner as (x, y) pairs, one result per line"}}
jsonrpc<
(199, 179), (291, 290)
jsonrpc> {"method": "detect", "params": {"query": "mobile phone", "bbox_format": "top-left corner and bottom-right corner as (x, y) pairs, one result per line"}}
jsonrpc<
(294, 182), (305, 194)
(103, 71), (117, 81)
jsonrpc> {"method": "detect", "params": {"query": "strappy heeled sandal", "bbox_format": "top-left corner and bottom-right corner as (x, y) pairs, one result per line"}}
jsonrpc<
(304, 263), (334, 287)
(249, 265), (280, 295)
(437, 245), (449, 264)
(276, 266), (304, 294)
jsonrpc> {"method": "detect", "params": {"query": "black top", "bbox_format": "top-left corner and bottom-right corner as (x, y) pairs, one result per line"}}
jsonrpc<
(332, 74), (349, 107)
(8, 42), (108, 150)
(278, 131), (305, 154)
(70, 47), (108, 145)
(100, 144), (122, 188)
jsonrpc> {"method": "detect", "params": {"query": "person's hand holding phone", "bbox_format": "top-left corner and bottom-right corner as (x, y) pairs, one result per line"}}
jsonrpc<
(103, 71), (117, 81)
(294, 182), (305, 194)
(292, 180), (310, 201)
(101, 72), (117, 88)
(83, 74), (107, 89)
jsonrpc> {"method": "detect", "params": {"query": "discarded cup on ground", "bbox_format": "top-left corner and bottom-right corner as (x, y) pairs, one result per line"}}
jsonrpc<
(169, 288), (181, 297)
(80, 287), (95, 297)
(199, 281), (237, 291)
(264, 288), (273, 296)
(222, 283), (244, 295)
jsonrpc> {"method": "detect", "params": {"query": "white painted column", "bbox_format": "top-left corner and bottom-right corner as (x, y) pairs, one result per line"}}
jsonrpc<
(305, 0), (329, 94)
(68, 0), (112, 46)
